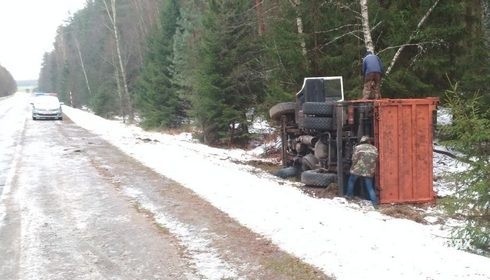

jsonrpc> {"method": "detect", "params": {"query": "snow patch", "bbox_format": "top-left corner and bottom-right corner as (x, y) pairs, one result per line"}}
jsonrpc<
(61, 105), (490, 280)
(123, 187), (239, 280)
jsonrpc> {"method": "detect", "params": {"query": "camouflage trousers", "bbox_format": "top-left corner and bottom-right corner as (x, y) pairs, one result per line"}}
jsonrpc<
(362, 72), (382, 99)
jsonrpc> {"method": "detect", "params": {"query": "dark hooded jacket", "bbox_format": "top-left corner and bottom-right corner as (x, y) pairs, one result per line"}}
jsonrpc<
(362, 52), (384, 76)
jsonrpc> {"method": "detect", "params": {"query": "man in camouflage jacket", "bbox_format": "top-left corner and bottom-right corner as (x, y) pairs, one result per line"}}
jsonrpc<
(346, 136), (379, 206)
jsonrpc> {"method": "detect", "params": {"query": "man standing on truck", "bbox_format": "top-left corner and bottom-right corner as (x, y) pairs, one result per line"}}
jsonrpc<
(346, 136), (379, 206)
(361, 51), (383, 99)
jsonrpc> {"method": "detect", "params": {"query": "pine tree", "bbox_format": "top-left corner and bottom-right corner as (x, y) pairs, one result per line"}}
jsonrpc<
(260, 1), (308, 110)
(171, 0), (205, 125)
(192, 0), (263, 145)
(134, 0), (183, 128)
(441, 83), (490, 256)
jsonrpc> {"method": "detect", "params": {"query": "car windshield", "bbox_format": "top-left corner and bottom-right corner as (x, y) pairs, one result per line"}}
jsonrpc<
(34, 96), (60, 106)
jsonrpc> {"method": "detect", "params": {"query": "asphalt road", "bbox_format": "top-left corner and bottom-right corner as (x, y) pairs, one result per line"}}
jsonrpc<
(0, 94), (329, 280)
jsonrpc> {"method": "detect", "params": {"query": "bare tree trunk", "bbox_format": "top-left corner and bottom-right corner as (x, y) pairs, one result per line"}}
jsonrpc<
(112, 0), (133, 122)
(360, 0), (374, 52)
(289, 0), (308, 57)
(131, 0), (148, 65)
(103, 0), (133, 123)
(482, 0), (490, 47)
(254, 0), (266, 35)
(56, 30), (68, 62)
(131, 0), (148, 38)
(112, 50), (124, 120)
(74, 36), (93, 98)
(385, 0), (441, 76)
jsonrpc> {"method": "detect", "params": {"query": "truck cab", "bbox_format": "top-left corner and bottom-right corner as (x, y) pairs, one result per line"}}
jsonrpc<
(270, 76), (351, 187)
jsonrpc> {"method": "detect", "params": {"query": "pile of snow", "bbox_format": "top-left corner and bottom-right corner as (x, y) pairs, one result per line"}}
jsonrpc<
(437, 107), (453, 126)
(62, 105), (489, 280)
(433, 144), (469, 197)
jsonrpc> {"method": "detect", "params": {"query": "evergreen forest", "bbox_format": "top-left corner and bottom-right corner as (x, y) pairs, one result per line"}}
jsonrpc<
(34, 0), (490, 255)
(0, 64), (17, 97)
(38, 0), (490, 145)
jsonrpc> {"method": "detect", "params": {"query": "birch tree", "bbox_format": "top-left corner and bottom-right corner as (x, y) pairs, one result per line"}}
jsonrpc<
(128, 0), (161, 64)
(289, 0), (308, 57)
(384, 0), (441, 76)
(73, 36), (93, 98)
(359, 0), (442, 77)
(103, 0), (133, 122)
(359, 0), (374, 52)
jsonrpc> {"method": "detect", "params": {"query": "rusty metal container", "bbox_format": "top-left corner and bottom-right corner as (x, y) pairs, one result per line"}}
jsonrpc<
(373, 98), (438, 204)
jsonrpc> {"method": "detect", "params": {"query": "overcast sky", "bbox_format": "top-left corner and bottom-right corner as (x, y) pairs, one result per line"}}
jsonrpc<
(0, 0), (86, 81)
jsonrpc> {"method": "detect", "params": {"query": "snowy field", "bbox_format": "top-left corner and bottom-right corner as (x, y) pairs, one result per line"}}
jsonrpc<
(57, 103), (490, 280)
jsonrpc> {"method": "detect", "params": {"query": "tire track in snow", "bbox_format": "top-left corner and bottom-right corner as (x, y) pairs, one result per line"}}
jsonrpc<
(123, 187), (239, 280)
(0, 136), (22, 228)
(0, 101), (27, 228)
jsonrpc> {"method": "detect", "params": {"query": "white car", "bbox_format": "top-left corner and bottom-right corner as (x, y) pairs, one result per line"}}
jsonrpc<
(31, 95), (63, 120)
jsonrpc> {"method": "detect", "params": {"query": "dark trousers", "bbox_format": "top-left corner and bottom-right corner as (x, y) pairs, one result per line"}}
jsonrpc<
(346, 174), (378, 205)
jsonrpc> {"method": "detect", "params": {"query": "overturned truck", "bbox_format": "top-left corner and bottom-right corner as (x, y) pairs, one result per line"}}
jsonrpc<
(270, 77), (438, 204)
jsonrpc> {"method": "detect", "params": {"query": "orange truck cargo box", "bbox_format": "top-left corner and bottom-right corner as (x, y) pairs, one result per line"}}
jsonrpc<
(373, 99), (438, 204)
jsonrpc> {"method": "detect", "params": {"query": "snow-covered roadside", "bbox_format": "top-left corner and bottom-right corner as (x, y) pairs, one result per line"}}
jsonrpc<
(0, 94), (27, 227)
(123, 187), (238, 279)
(63, 105), (490, 280)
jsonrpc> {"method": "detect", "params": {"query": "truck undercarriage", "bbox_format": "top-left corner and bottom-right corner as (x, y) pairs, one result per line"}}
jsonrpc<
(270, 77), (438, 204)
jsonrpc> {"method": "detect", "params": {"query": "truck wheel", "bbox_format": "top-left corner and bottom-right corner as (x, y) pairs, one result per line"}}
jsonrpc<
(303, 102), (334, 116)
(301, 170), (337, 187)
(269, 102), (295, 121)
(275, 166), (300, 179)
(302, 116), (334, 130)
(301, 154), (319, 170)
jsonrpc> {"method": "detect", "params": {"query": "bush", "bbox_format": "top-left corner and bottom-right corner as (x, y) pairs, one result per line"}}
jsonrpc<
(440, 82), (490, 256)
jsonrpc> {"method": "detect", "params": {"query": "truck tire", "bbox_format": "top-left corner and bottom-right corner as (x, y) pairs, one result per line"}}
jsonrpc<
(301, 154), (319, 170)
(269, 102), (295, 121)
(303, 102), (334, 116)
(301, 170), (337, 187)
(302, 116), (334, 130)
(275, 166), (300, 179)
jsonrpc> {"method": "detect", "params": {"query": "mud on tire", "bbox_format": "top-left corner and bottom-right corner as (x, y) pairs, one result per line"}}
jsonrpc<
(269, 102), (296, 121)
